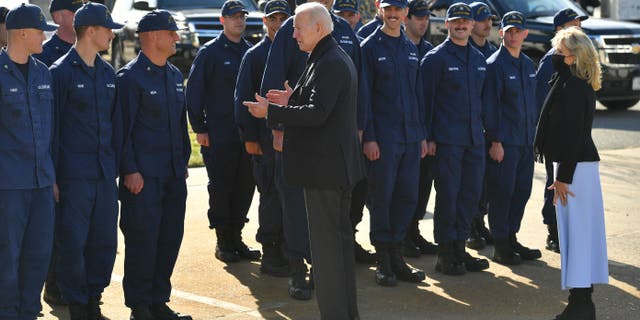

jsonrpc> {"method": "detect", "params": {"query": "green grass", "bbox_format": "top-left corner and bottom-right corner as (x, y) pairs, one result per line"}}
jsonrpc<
(188, 124), (204, 168)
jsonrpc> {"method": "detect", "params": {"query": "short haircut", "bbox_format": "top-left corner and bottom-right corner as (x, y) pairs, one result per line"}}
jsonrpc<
(74, 25), (90, 39)
(295, 2), (333, 32)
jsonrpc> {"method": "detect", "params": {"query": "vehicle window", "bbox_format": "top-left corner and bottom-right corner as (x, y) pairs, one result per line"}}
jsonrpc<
(493, 0), (586, 18)
(159, 0), (257, 10)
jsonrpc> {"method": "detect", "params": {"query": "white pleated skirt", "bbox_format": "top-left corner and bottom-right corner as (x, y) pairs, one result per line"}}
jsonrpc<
(554, 161), (609, 290)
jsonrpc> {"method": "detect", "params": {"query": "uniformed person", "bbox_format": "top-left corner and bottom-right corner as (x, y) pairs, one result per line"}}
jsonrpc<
(233, 0), (291, 277)
(360, 0), (427, 286)
(333, 0), (361, 31)
(187, 0), (260, 265)
(48, 3), (123, 318)
(0, 4), (57, 319)
(483, 11), (542, 266)
(116, 10), (191, 320)
(356, 0), (381, 39)
(260, 0), (364, 300)
(0, 7), (9, 48)
(536, 8), (588, 254)
(34, 0), (83, 67)
(465, 1), (499, 251)
(420, 2), (489, 275)
(402, 0), (438, 258)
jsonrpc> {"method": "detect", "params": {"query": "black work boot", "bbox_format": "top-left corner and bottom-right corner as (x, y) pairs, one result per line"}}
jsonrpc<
(69, 304), (88, 320)
(546, 223), (561, 253)
(475, 216), (494, 245)
(412, 233), (438, 255)
(492, 237), (522, 266)
(43, 279), (66, 306)
(390, 243), (426, 283)
(511, 234), (542, 260)
(354, 240), (376, 264)
(554, 287), (596, 320)
(231, 226), (261, 261)
(214, 227), (240, 263)
(374, 244), (397, 286)
(130, 305), (155, 320)
(454, 240), (489, 272)
(87, 296), (105, 320)
(151, 303), (193, 320)
(465, 218), (487, 250)
(260, 241), (290, 277)
(435, 242), (466, 276)
(402, 238), (421, 258)
(288, 258), (312, 300)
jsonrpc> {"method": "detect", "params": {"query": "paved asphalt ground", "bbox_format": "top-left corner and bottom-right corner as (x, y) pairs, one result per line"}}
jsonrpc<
(40, 102), (640, 319)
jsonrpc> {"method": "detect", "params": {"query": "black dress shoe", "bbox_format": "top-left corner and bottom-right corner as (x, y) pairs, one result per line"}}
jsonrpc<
(215, 228), (240, 263)
(391, 243), (426, 283)
(374, 244), (398, 286)
(151, 303), (193, 320)
(402, 239), (421, 258)
(288, 274), (312, 300)
(413, 235), (438, 255)
(455, 241), (489, 272)
(260, 241), (290, 277)
(546, 224), (560, 253)
(130, 305), (155, 320)
(475, 218), (494, 245)
(43, 285), (67, 306)
(354, 241), (376, 265)
(434, 242), (465, 276)
(492, 238), (522, 266)
(231, 227), (261, 261)
(511, 234), (542, 260)
(466, 217), (487, 250)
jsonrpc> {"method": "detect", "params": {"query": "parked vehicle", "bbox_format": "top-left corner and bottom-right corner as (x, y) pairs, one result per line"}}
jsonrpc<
(428, 0), (640, 110)
(109, 0), (264, 72)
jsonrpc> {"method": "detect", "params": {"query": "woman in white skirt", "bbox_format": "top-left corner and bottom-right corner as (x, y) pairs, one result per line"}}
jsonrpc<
(534, 27), (608, 320)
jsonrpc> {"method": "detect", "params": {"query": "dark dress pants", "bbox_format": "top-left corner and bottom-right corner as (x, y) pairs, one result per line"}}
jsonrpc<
(304, 186), (359, 320)
(252, 140), (283, 245)
(542, 156), (557, 226)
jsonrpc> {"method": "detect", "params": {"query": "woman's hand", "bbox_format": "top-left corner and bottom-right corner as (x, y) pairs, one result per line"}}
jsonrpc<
(548, 180), (575, 206)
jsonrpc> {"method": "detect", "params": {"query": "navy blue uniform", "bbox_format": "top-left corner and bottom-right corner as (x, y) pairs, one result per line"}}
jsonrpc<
(421, 38), (486, 244)
(187, 33), (255, 230)
(260, 13), (361, 261)
(536, 47), (557, 226)
(49, 48), (121, 304)
(0, 51), (56, 320)
(469, 37), (497, 59)
(33, 33), (73, 66)
(234, 36), (283, 245)
(356, 16), (382, 40)
(483, 46), (538, 239)
(360, 28), (425, 245)
(116, 52), (190, 307)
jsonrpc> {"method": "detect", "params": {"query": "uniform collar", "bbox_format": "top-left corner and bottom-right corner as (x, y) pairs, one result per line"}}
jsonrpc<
(497, 44), (520, 65)
(444, 37), (469, 62)
(0, 48), (41, 84)
(48, 33), (74, 51)
(136, 51), (167, 74)
(66, 48), (107, 73)
(218, 32), (249, 50)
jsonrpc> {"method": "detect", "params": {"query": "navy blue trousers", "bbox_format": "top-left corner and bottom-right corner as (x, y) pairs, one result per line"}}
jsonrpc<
(119, 177), (187, 308)
(201, 143), (255, 229)
(0, 187), (54, 320)
(367, 142), (420, 245)
(54, 179), (118, 304)
(433, 144), (485, 243)
(274, 151), (311, 262)
(486, 145), (534, 239)
(253, 139), (284, 245)
(413, 155), (435, 222)
(542, 156), (557, 225)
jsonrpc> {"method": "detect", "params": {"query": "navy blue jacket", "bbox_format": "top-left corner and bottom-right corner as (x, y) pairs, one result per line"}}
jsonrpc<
(187, 33), (251, 147)
(482, 46), (538, 146)
(356, 16), (382, 40)
(536, 47), (556, 111)
(420, 38), (486, 146)
(0, 50), (55, 189)
(50, 48), (122, 180)
(416, 38), (434, 60)
(469, 37), (498, 58)
(34, 34), (73, 67)
(360, 28), (425, 144)
(116, 52), (190, 178)
(234, 36), (271, 143)
(261, 14), (362, 127)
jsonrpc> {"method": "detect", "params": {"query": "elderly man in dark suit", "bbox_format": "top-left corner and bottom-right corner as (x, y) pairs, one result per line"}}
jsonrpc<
(244, 3), (365, 319)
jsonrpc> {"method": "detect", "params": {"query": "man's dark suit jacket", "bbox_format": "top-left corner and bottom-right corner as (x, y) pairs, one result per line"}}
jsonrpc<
(267, 35), (366, 189)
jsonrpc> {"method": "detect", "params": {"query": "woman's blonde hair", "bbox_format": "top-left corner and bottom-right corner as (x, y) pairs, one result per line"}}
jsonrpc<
(551, 26), (602, 91)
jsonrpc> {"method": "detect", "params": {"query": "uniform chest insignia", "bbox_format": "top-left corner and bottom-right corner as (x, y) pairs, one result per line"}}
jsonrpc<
(509, 75), (516, 80)
(477, 67), (486, 71)
(106, 83), (115, 88)
(150, 90), (158, 95)
(9, 88), (18, 92)
(37, 84), (50, 90)
(224, 61), (231, 65)
(378, 57), (386, 61)
(77, 84), (85, 88)
(529, 73), (536, 78)
(448, 67), (459, 71)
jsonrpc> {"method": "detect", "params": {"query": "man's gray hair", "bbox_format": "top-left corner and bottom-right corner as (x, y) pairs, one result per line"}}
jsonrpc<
(295, 2), (334, 32)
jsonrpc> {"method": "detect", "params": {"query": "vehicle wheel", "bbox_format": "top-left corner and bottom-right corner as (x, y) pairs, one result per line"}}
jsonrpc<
(111, 38), (124, 70)
(600, 99), (638, 110)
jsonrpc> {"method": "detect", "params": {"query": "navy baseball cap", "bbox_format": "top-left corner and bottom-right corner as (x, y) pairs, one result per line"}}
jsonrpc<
(222, 0), (249, 16)
(446, 2), (472, 21)
(49, 0), (84, 13)
(379, 0), (408, 9)
(74, 3), (124, 29)
(333, 0), (359, 13)
(553, 8), (588, 29)
(6, 3), (58, 31)
(408, 0), (432, 17)
(0, 7), (9, 24)
(501, 11), (526, 30)
(137, 10), (181, 33)
(264, 0), (291, 16)
(470, 2), (496, 21)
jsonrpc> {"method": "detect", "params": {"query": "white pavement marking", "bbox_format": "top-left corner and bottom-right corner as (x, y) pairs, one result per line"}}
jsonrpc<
(111, 274), (264, 318)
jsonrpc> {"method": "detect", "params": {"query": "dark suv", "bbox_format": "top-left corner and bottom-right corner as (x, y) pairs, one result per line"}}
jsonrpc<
(428, 0), (640, 110)
(109, 0), (264, 72)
